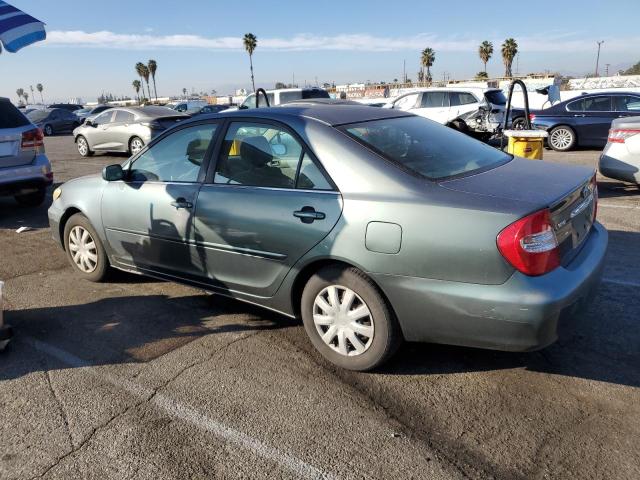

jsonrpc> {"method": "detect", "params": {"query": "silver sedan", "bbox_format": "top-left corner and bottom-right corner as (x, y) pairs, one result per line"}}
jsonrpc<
(72, 106), (188, 156)
(599, 116), (640, 185)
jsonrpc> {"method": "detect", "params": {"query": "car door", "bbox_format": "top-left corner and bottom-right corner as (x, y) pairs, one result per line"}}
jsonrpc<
(106, 110), (136, 151)
(192, 119), (343, 297)
(567, 96), (614, 146)
(101, 122), (220, 277)
(449, 91), (480, 119)
(49, 110), (62, 133)
(89, 111), (115, 149)
(413, 91), (450, 123)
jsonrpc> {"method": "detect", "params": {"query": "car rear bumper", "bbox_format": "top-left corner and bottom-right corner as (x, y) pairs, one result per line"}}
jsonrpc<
(599, 149), (640, 184)
(0, 154), (53, 196)
(372, 222), (608, 352)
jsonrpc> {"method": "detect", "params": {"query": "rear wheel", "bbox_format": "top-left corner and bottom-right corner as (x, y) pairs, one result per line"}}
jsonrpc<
(76, 135), (93, 157)
(301, 265), (402, 371)
(63, 213), (109, 282)
(548, 125), (576, 151)
(43, 124), (53, 136)
(15, 188), (46, 207)
(512, 117), (527, 130)
(129, 136), (144, 155)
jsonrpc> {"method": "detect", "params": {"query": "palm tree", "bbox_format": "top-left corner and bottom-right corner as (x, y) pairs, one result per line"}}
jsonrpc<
(23, 92), (29, 104)
(420, 48), (435, 84)
(501, 38), (518, 78)
(148, 59), (158, 101)
(36, 83), (44, 103)
(16, 88), (24, 104)
(182, 87), (187, 98)
(475, 71), (489, 80)
(243, 33), (258, 92)
(132, 80), (141, 103)
(478, 41), (493, 74)
(135, 62), (151, 100)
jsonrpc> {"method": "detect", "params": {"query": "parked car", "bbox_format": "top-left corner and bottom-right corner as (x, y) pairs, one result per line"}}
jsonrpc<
(48, 103), (84, 112)
(171, 100), (208, 113)
(184, 104), (229, 116)
(75, 105), (112, 123)
(524, 92), (640, 151)
(385, 87), (507, 139)
(26, 108), (81, 136)
(72, 106), (188, 156)
(0, 97), (52, 206)
(224, 88), (330, 112)
(49, 105), (606, 371)
(599, 116), (640, 184)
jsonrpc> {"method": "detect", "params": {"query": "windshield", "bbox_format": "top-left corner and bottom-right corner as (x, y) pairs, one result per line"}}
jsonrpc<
(484, 90), (507, 105)
(341, 116), (511, 180)
(26, 110), (50, 122)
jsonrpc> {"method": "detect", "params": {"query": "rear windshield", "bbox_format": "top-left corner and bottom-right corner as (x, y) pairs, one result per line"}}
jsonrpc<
(302, 89), (330, 99)
(0, 101), (30, 128)
(26, 110), (50, 122)
(484, 90), (507, 105)
(341, 116), (511, 180)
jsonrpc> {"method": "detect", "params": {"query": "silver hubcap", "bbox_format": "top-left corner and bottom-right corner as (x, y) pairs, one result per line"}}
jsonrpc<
(68, 226), (98, 273)
(130, 138), (144, 154)
(313, 285), (374, 356)
(45, 126), (52, 135)
(77, 138), (88, 155)
(550, 128), (572, 149)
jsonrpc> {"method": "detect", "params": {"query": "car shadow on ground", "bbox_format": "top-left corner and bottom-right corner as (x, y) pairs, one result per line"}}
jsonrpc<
(0, 195), (52, 230)
(598, 179), (639, 198)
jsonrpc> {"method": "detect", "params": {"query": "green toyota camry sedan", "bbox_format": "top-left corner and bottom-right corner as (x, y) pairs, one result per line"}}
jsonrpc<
(48, 104), (607, 370)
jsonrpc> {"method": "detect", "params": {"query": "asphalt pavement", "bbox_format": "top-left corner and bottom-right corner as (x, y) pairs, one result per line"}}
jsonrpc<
(1, 135), (639, 480)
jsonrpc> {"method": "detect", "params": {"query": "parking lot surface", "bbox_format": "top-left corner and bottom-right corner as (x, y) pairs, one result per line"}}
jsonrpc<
(1, 136), (639, 479)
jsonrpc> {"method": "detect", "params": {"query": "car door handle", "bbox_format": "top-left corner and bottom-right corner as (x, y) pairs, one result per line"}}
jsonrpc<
(573, 114), (586, 117)
(293, 207), (325, 223)
(171, 198), (193, 209)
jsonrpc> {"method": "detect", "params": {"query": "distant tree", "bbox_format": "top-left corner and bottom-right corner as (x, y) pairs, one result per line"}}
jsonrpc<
(275, 82), (287, 89)
(475, 71), (489, 80)
(135, 62), (152, 100)
(36, 83), (44, 103)
(421, 48), (435, 83)
(16, 88), (24, 104)
(502, 38), (518, 78)
(243, 33), (258, 92)
(479, 41), (493, 73)
(393, 78), (398, 83)
(148, 59), (158, 100)
(417, 70), (425, 84)
(132, 80), (141, 102)
(182, 87), (187, 97)
(623, 61), (640, 75)
(23, 92), (29, 104)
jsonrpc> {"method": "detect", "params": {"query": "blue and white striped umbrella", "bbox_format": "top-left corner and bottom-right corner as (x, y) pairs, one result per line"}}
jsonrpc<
(0, 0), (46, 54)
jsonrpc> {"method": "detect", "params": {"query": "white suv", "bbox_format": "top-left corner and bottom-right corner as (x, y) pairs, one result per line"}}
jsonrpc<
(386, 87), (507, 139)
(225, 88), (330, 112)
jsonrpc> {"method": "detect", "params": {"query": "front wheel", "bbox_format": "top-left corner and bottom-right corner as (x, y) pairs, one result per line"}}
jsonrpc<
(129, 136), (145, 155)
(548, 125), (576, 151)
(301, 265), (402, 371)
(63, 213), (109, 282)
(76, 135), (93, 157)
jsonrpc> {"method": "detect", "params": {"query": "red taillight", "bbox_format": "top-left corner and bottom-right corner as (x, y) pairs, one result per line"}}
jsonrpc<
(607, 129), (640, 143)
(497, 209), (560, 276)
(21, 128), (44, 149)
(528, 113), (536, 122)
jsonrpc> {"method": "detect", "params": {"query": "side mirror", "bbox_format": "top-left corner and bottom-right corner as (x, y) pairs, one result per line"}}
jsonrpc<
(102, 164), (124, 182)
(85, 120), (94, 127)
(238, 104), (249, 110)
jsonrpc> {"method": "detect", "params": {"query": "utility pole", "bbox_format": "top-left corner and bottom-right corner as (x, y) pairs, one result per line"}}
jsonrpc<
(605, 64), (610, 76)
(403, 59), (406, 84)
(595, 40), (604, 77)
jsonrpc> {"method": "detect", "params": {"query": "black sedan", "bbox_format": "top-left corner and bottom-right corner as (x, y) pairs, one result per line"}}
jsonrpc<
(26, 108), (81, 136)
(514, 92), (640, 151)
(184, 104), (229, 116)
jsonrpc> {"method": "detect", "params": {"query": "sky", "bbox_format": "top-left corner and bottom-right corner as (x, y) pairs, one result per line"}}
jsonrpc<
(1, 0), (639, 103)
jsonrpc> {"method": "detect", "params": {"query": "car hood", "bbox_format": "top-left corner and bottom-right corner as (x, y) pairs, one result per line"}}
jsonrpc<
(439, 157), (593, 208)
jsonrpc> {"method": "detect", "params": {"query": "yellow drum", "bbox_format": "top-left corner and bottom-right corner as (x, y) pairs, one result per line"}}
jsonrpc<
(503, 129), (549, 160)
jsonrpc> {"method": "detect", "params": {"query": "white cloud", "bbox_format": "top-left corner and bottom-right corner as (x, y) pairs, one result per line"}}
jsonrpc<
(43, 30), (640, 54)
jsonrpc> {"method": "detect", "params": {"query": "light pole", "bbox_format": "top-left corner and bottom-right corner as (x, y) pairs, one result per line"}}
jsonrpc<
(595, 40), (604, 77)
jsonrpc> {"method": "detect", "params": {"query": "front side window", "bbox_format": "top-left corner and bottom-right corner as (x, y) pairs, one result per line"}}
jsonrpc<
(583, 96), (611, 112)
(114, 111), (135, 123)
(130, 123), (217, 182)
(614, 96), (640, 112)
(342, 116), (511, 180)
(214, 122), (302, 188)
(449, 92), (477, 107)
(484, 90), (507, 105)
(420, 92), (447, 108)
(278, 91), (301, 104)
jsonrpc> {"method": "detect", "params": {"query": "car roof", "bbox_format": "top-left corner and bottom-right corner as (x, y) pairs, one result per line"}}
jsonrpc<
(126, 105), (188, 118)
(185, 103), (412, 127)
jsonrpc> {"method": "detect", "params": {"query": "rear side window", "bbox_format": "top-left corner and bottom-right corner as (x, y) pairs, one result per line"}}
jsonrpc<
(0, 101), (30, 128)
(614, 96), (640, 112)
(421, 92), (447, 108)
(301, 89), (330, 99)
(114, 111), (135, 123)
(484, 90), (507, 105)
(279, 91), (302, 104)
(450, 92), (477, 106)
(341, 116), (511, 180)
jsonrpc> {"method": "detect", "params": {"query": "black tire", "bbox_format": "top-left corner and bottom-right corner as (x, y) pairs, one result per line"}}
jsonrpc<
(43, 124), (53, 136)
(76, 135), (94, 157)
(301, 265), (402, 371)
(63, 213), (109, 282)
(15, 188), (46, 207)
(512, 117), (527, 130)
(129, 136), (145, 155)
(548, 125), (576, 151)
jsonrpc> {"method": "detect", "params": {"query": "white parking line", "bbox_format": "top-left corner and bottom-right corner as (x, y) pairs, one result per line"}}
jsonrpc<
(598, 202), (640, 209)
(28, 338), (333, 480)
(602, 277), (640, 288)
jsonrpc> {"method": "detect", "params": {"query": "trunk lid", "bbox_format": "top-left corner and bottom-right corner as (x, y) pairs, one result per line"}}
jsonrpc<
(440, 157), (596, 264)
